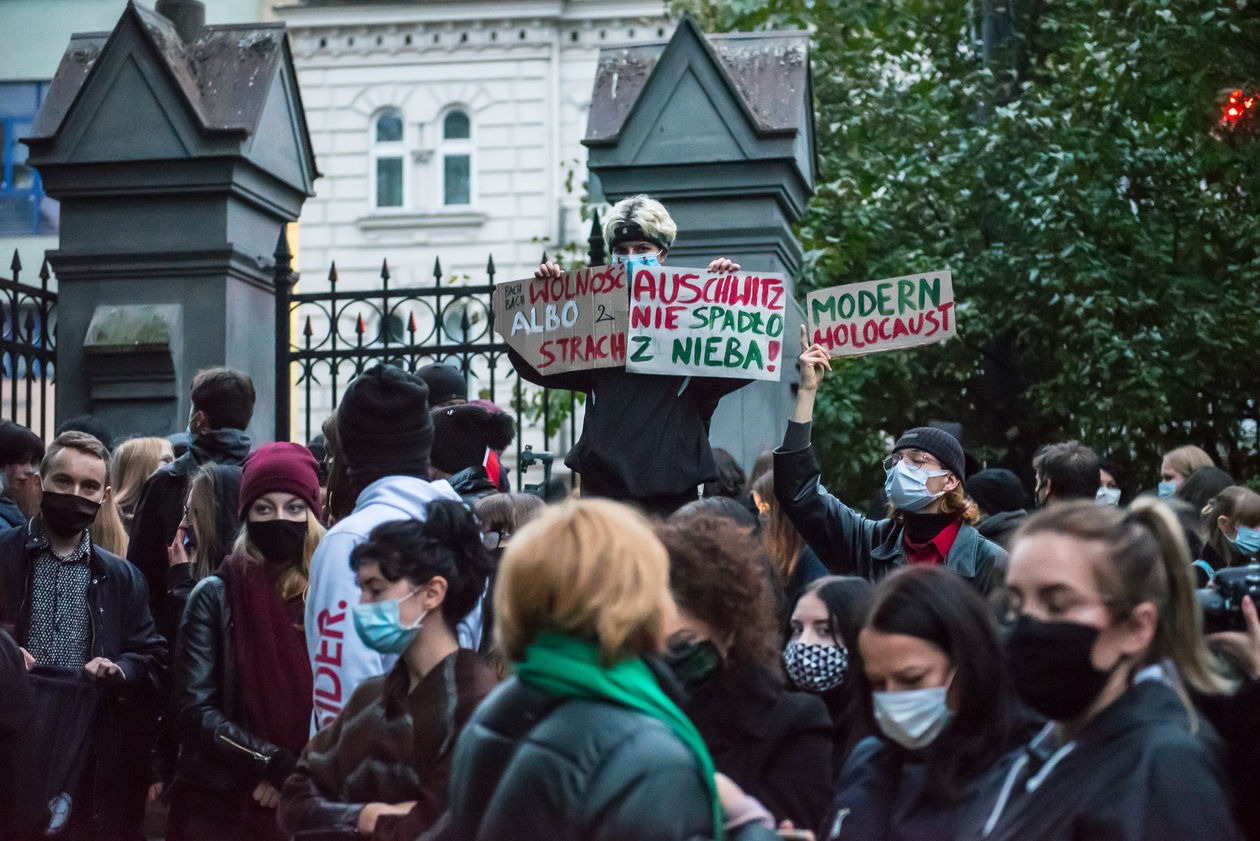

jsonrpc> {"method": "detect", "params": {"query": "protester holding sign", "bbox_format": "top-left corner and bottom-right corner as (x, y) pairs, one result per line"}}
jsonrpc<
(773, 328), (1004, 593)
(506, 195), (751, 515)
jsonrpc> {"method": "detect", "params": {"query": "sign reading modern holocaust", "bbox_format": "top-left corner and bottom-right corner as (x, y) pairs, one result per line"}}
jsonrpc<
(806, 270), (955, 357)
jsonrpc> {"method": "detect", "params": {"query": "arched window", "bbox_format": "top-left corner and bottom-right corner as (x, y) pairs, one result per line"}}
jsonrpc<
(372, 108), (405, 209)
(440, 108), (472, 206)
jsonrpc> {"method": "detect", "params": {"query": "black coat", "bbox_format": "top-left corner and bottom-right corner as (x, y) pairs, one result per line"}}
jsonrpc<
(773, 426), (1004, 592)
(126, 430), (250, 622)
(0, 523), (167, 693)
(0, 523), (168, 838)
(171, 574), (299, 793)
(0, 493), (24, 531)
(1192, 676), (1260, 841)
(970, 679), (1240, 841)
(823, 735), (1021, 841)
(0, 628), (35, 840)
(508, 348), (748, 500)
(975, 509), (1027, 550)
(439, 675), (779, 841)
(685, 664), (834, 831)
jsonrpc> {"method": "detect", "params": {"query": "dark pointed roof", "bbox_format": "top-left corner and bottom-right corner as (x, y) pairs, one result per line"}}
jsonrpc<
(27, 1), (317, 180)
(585, 18), (811, 145)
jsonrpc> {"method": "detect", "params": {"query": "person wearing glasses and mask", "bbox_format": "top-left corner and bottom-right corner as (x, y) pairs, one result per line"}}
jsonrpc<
(508, 194), (749, 517)
(772, 329), (1004, 593)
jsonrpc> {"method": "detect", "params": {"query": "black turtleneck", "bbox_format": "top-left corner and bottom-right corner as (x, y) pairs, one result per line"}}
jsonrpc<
(902, 511), (956, 543)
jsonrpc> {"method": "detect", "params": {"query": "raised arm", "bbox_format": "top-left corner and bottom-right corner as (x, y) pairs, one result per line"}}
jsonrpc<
(774, 327), (883, 579)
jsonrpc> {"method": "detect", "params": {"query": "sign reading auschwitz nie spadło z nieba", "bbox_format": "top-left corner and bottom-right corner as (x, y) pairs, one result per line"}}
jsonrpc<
(625, 266), (788, 381)
(806, 270), (956, 357)
(493, 266), (630, 374)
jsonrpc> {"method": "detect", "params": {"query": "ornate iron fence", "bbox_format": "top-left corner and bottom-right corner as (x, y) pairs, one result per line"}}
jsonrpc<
(275, 217), (605, 491)
(2, 250), (56, 437)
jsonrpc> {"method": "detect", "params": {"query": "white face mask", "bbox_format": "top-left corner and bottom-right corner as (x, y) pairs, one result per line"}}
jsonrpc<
(871, 673), (954, 750)
(884, 461), (949, 512)
(1095, 486), (1121, 506)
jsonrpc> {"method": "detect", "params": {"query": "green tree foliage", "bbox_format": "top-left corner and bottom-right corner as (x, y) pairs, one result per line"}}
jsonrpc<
(677, 0), (1260, 502)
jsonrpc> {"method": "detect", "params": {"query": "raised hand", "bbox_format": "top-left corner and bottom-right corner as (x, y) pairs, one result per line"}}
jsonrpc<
(534, 261), (565, 280)
(797, 324), (833, 392)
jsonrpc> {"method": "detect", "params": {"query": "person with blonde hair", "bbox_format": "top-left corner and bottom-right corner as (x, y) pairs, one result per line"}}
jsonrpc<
(509, 195), (750, 516)
(971, 498), (1237, 841)
(1200, 485), (1260, 571)
(1158, 444), (1214, 500)
(168, 443), (325, 841)
(774, 329), (1004, 592)
(440, 499), (779, 841)
(109, 437), (174, 533)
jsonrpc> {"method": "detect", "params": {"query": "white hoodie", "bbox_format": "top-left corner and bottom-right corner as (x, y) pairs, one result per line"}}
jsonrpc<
(304, 474), (461, 733)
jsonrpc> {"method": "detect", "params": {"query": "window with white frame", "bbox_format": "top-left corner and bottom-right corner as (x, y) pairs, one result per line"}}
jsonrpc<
(440, 108), (472, 206)
(372, 108), (405, 209)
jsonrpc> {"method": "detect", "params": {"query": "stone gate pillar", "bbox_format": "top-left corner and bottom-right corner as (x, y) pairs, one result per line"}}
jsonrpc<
(583, 17), (817, 470)
(23, 0), (318, 441)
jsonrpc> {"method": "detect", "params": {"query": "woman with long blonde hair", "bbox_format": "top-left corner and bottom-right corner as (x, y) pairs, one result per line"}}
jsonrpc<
(109, 436), (174, 532)
(168, 443), (325, 841)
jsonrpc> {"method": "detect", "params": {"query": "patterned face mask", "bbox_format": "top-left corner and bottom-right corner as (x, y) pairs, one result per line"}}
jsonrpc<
(783, 640), (850, 693)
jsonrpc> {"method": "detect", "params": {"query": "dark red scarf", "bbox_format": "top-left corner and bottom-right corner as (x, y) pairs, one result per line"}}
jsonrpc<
(220, 555), (313, 754)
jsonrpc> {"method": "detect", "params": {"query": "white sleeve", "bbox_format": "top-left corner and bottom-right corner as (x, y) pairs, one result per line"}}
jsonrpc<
(304, 529), (392, 735)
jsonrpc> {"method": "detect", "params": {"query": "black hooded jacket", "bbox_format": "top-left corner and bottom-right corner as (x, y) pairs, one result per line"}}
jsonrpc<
(967, 678), (1239, 841)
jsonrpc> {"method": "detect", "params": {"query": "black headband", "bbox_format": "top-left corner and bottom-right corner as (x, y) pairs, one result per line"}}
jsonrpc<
(608, 221), (668, 253)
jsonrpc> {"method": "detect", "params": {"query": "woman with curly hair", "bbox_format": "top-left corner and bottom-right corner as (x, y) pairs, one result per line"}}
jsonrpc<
(774, 329), (1004, 592)
(658, 509), (834, 832)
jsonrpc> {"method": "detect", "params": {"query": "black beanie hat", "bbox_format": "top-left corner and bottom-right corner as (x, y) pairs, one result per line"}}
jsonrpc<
(892, 426), (967, 481)
(336, 364), (434, 483)
(430, 404), (514, 475)
(416, 363), (468, 407)
(966, 468), (1027, 515)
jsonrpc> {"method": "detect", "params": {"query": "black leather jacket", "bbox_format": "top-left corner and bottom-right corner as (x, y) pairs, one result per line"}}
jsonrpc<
(171, 575), (296, 791)
(773, 423), (1004, 593)
(440, 675), (779, 841)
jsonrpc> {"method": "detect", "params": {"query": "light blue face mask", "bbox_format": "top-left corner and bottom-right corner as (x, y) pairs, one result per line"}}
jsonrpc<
(885, 460), (949, 512)
(1157, 480), (1177, 501)
(352, 588), (426, 655)
(1095, 486), (1121, 506)
(1233, 526), (1260, 556)
(612, 250), (661, 269)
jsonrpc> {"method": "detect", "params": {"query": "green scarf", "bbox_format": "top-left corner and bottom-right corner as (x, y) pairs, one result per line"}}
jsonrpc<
(516, 631), (723, 840)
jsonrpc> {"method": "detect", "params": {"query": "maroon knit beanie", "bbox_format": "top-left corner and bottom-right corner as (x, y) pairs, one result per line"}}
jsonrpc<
(238, 442), (323, 520)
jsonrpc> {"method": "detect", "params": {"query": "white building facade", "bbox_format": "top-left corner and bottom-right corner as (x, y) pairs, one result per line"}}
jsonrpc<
(277, 0), (672, 291)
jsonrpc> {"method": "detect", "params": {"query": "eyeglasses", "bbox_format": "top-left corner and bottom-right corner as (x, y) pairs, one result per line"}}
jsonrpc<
(883, 450), (943, 472)
(482, 531), (508, 550)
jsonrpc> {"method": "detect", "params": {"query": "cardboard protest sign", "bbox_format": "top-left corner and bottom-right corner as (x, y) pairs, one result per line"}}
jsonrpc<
(806, 270), (956, 357)
(625, 266), (788, 381)
(493, 266), (629, 374)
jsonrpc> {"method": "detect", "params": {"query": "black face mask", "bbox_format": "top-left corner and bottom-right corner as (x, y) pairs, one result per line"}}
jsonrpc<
(40, 491), (101, 538)
(1005, 614), (1119, 721)
(247, 519), (307, 564)
(663, 637), (723, 690)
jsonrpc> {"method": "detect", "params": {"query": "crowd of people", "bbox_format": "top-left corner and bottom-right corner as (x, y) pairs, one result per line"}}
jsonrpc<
(2, 194), (1260, 841)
